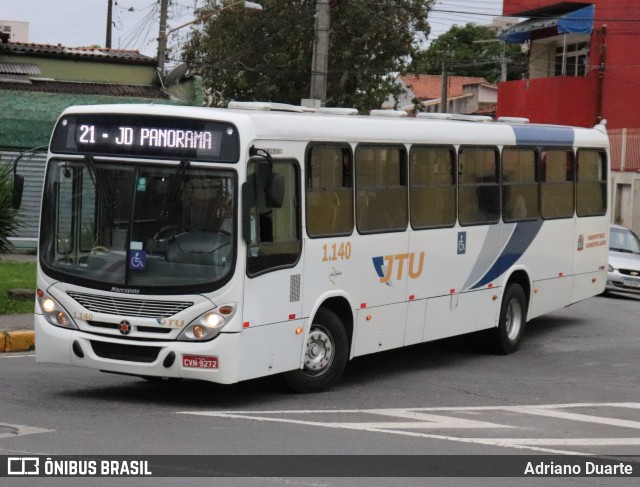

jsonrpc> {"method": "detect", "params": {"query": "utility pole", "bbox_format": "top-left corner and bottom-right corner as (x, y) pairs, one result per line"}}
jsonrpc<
(106, 0), (114, 48)
(309, 0), (330, 105)
(157, 0), (170, 75)
(440, 56), (448, 113)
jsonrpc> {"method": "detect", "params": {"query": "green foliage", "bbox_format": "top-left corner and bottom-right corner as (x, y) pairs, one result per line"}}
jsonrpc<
(0, 262), (36, 315)
(0, 163), (21, 254)
(413, 23), (527, 83)
(183, 0), (433, 112)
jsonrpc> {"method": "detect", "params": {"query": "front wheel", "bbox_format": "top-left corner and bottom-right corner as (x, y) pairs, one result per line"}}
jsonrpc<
(487, 283), (527, 354)
(283, 308), (348, 393)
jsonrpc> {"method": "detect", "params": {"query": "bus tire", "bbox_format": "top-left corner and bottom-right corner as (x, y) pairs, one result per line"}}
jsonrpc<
(283, 308), (348, 393)
(488, 283), (527, 354)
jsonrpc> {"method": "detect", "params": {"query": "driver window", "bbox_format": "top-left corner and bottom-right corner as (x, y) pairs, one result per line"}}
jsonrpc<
(246, 160), (301, 276)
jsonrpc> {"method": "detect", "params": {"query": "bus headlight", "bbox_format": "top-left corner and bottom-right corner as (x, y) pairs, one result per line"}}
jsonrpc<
(37, 290), (76, 329)
(178, 304), (236, 342)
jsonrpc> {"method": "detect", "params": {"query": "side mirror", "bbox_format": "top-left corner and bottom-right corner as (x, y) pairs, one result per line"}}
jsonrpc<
(12, 174), (24, 210)
(266, 172), (284, 209)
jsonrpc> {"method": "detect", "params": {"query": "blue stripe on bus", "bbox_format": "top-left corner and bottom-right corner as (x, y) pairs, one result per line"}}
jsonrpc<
(512, 125), (575, 147)
(470, 220), (543, 289)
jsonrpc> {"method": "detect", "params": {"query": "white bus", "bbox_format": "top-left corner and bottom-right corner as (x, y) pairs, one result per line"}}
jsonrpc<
(33, 103), (610, 392)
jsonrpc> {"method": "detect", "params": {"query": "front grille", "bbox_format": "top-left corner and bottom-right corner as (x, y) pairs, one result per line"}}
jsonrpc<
(87, 321), (172, 334)
(90, 341), (161, 363)
(619, 269), (640, 277)
(67, 291), (193, 318)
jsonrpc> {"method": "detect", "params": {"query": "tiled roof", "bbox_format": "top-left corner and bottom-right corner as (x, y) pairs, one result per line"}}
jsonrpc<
(0, 42), (155, 65)
(0, 62), (41, 75)
(400, 74), (490, 100)
(0, 79), (169, 99)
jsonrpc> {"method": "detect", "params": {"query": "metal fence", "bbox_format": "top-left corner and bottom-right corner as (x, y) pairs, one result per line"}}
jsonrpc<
(1, 148), (46, 247)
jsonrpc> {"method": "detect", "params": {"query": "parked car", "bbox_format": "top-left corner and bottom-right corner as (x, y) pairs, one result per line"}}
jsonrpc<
(606, 224), (640, 294)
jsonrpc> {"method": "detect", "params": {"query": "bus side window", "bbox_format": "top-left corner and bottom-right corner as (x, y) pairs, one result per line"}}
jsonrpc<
(355, 145), (408, 233)
(502, 148), (538, 222)
(576, 149), (607, 217)
(541, 149), (575, 219)
(458, 147), (500, 226)
(410, 146), (456, 229)
(305, 145), (353, 237)
(246, 160), (301, 276)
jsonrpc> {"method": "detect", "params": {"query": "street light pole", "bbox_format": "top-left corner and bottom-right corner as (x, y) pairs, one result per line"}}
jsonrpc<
(157, 0), (169, 74)
(156, 1), (263, 75)
(106, 0), (114, 49)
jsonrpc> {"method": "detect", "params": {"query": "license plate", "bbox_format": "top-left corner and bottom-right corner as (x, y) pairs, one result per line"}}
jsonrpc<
(182, 355), (218, 369)
(622, 278), (640, 288)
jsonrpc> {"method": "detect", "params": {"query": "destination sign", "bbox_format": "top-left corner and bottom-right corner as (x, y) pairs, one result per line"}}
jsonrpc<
(51, 114), (240, 163)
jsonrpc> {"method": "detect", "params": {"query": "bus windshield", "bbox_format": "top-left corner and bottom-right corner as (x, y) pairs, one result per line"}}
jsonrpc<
(40, 158), (236, 292)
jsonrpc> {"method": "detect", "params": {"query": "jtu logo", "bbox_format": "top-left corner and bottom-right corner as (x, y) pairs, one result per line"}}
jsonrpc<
(372, 252), (425, 285)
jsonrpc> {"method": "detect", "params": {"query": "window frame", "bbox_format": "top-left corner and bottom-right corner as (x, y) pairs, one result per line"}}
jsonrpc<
(540, 147), (576, 220)
(409, 144), (457, 230)
(304, 142), (354, 239)
(501, 146), (540, 223)
(576, 148), (607, 218)
(457, 145), (501, 227)
(355, 143), (408, 235)
(245, 158), (303, 278)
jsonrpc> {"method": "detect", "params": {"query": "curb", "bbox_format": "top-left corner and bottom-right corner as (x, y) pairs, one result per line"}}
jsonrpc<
(1, 331), (35, 353)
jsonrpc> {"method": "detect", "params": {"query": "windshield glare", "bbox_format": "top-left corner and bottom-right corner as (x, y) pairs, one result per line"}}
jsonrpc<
(610, 227), (640, 254)
(40, 159), (236, 290)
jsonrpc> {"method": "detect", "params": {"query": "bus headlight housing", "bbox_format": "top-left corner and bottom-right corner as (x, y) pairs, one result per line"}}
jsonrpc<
(178, 304), (236, 342)
(37, 290), (76, 329)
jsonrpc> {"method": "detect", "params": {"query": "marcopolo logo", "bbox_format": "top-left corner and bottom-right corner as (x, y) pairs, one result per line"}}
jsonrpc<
(372, 252), (425, 285)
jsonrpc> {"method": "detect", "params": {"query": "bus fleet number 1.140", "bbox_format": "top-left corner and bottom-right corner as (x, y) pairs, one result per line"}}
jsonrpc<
(322, 242), (352, 262)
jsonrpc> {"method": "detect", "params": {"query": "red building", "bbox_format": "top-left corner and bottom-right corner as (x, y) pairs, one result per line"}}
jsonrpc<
(498, 1), (640, 231)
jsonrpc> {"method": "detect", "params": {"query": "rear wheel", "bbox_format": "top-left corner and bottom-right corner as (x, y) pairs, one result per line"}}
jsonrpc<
(487, 283), (527, 354)
(283, 308), (348, 393)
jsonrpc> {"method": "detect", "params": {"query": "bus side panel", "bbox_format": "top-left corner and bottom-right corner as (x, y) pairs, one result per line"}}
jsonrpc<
(405, 299), (427, 346)
(519, 219), (575, 286)
(242, 262), (304, 328)
(423, 288), (498, 341)
(353, 302), (407, 357)
(529, 276), (575, 320)
(572, 216), (609, 302)
(238, 319), (306, 381)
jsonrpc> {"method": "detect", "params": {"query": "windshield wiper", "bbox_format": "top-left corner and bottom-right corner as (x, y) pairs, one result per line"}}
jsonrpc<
(155, 160), (191, 233)
(84, 155), (114, 209)
(610, 247), (637, 254)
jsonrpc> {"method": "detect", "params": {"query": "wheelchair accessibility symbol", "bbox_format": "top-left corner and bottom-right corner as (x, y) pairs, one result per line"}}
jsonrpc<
(457, 232), (467, 255)
(128, 250), (147, 271)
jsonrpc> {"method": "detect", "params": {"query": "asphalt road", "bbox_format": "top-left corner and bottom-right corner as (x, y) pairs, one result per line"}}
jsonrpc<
(1, 292), (639, 486)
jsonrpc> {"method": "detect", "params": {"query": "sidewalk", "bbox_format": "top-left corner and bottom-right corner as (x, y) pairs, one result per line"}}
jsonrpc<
(1, 251), (36, 352)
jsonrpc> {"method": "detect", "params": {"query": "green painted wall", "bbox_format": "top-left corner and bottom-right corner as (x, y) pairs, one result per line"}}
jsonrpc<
(2, 55), (156, 85)
(0, 91), (183, 149)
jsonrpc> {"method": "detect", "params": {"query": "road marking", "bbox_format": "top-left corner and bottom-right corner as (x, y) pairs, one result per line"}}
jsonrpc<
(0, 353), (36, 359)
(0, 424), (53, 440)
(501, 406), (640, 430)
(480, 438), (640, 446)
(178, 403), (640, 456)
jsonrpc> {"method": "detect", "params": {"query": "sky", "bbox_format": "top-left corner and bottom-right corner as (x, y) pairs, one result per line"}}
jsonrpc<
(1, 0), (506, 59)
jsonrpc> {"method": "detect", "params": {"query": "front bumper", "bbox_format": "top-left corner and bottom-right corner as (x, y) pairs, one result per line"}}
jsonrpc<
(606, 272), (640, 294)
(35, 314), (241, 384)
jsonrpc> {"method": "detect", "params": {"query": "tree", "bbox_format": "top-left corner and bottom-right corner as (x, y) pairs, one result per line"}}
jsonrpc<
(0, 163), (21, 256)
(413, 23), (527, 83)
(182, 0), (433, 112)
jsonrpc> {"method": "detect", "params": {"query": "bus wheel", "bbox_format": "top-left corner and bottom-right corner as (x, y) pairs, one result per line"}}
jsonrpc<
(488, 283), (527, 354)
(284, 308), (348, 393)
